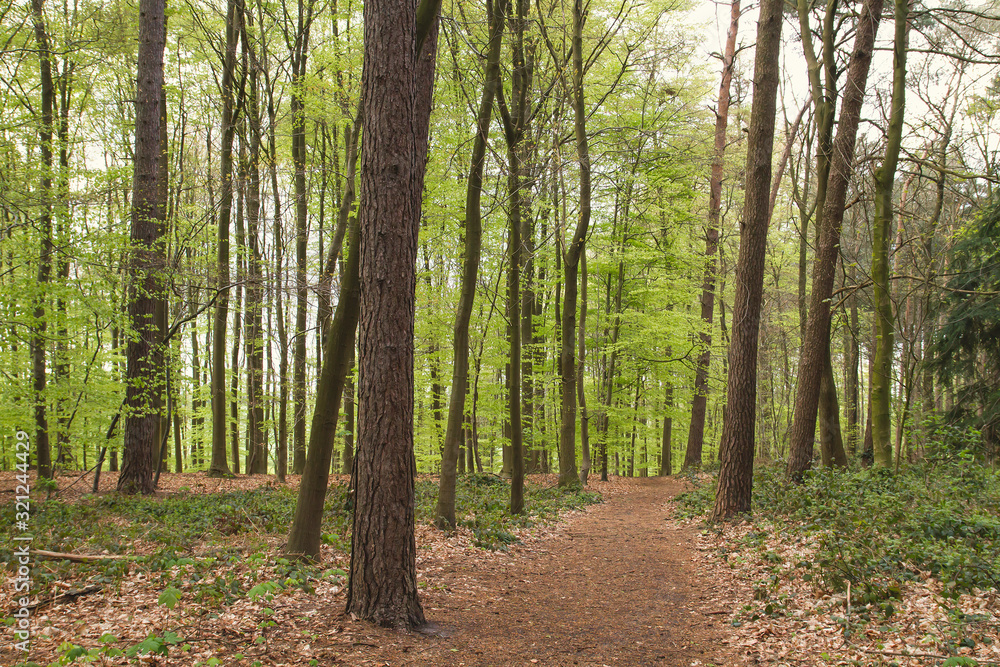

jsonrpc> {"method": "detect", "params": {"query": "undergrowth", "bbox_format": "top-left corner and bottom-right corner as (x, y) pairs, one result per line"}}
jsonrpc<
(676, 461), (1000, 657)
(3, 473), (599, 665)
(0, 473), (599, 576)
(679, 462), (1000, 600)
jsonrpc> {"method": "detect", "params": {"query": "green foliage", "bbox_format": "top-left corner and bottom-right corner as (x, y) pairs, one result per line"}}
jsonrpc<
(0, 486), (300, 559)
(932, 196), (1000, 460)
(678, 464), (1000, 604)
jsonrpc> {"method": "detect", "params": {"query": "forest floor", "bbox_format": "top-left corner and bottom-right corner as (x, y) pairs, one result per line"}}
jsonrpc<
(2, 471), (997, 666)
(1, 472), (744, 667)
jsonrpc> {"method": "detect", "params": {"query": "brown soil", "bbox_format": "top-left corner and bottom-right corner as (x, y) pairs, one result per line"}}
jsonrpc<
(2, 473), (742, 666)
(321, 476), (739, 666)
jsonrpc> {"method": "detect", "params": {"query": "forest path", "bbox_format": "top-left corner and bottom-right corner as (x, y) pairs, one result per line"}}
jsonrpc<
(341, 476), (739, 666)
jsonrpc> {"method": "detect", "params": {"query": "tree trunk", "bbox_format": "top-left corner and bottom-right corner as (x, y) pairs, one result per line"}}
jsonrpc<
(290, 2), (314, 476)
(660, 381), (673, 475)
(685, 0), (740, 471)
(345, 4), (437, 628)
(786, 0), (884, 480)
(208, 0), (240, 479)
(435, 0), (503, 528)
(286, 212), (361, 559)
(578, 252), (590, 485)
(119, 0), (166, 493)
(710, 0), (783, 521)
(870, 0), (910, 468)
(242, 14), (266, 474)
(818, 339), (849, 467)
(557, 0), (591, 488)
(29, 0), (55, 481)
(342, 347), (355, 474)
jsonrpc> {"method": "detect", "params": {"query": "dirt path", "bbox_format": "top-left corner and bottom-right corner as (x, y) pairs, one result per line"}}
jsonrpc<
(334, 477), (738, 666)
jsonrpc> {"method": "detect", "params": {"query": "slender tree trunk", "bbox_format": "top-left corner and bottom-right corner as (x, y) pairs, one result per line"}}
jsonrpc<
(436, 0), (503, 528)
(30, 0), (55, 480)
(870, 0), (910, 468)
(819, 339), (849, 467)
(230, 174), (245, 475)
(578, 252), (590, 485)
(290, 5), (313, 475)
(557, 0), (590, 488)
(208, 0), (241, 478)
(686, 0), (740, 471)
(661, 382), (673, 475)
(342, 346), (355, 474)
(710, 0), (783, 521)
(286, 212), (361, 559)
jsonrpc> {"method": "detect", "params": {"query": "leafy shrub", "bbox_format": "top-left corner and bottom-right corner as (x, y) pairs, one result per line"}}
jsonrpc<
(676, 463), (1000, 602)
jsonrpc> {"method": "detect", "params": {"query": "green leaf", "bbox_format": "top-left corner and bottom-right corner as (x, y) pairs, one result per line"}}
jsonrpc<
(158, 586), (183, 609)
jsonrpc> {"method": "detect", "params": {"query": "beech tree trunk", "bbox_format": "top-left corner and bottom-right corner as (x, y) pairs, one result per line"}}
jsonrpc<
(30, 0), (55, 481)
(660, 382), (673, 475)
(870, 0), (910, 468)
(685, 0), (740, 471)
(290, 0), (314, 475)
(435, 0), (504, 529)
(578, 252), (590, 485)
(208, 0), (240, 479)
(557, 0), (590, 488)
(286, 212), (360, 559)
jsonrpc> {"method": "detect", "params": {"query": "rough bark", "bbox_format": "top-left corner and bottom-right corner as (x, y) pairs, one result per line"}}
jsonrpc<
(345, 2), (437, 628)
(710, 0), (783, 521)
(786, 0), (883, 481)
(119, 0), (166, 493)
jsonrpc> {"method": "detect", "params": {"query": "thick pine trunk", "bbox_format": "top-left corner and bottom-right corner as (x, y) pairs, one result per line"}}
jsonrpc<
(710, 0), (783, 521)
(345, 4), (437, 628)
(119, 0), (166, 493)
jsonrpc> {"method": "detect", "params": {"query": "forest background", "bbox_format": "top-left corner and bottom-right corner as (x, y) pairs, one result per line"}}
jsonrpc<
(1, 0), (999, 493)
